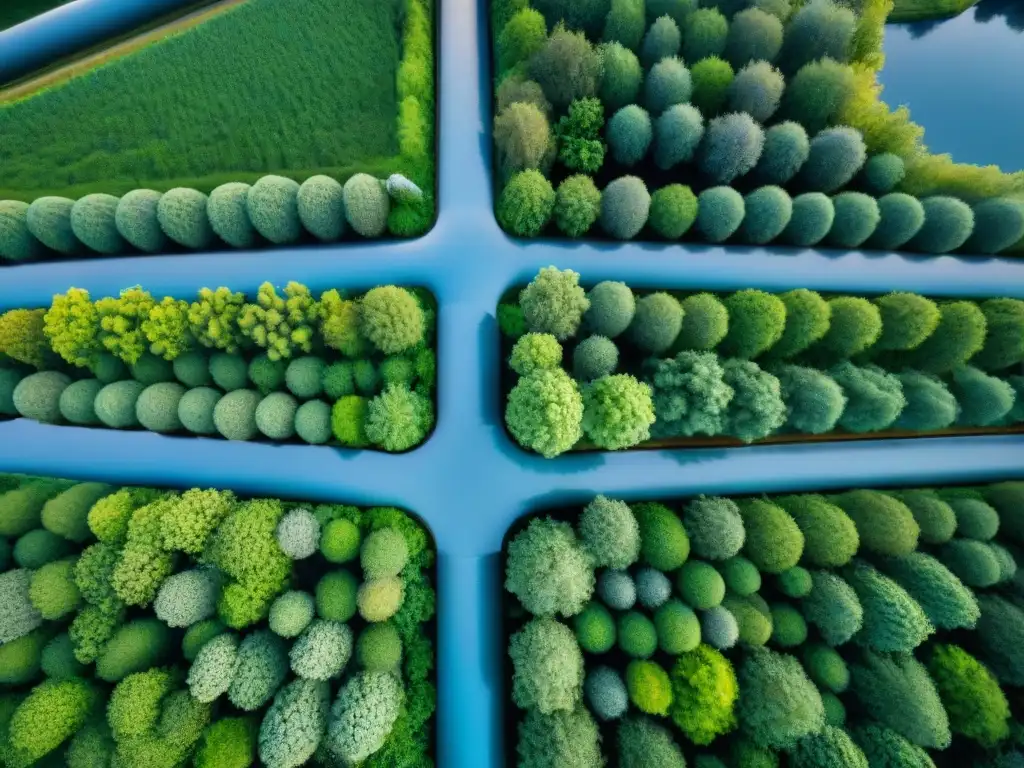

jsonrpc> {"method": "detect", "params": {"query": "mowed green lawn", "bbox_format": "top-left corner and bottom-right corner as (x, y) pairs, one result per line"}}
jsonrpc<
(0, 0), (72, 31)
(0, 0), (406, 200)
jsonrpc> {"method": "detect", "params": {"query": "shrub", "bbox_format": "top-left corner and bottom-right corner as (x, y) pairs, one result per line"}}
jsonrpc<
(96, 618), (172, 681)
(359, 286), (424, 356)
(774, 363), (846, 433)
(851, 725), (938, 768)
(70, 193), (125, 254)
(726, 8), (782, 66)
(321, 519), (361, 564)
(356, 623), (402, 672)
(828, 192), (880, 248)
(683, 496), (745, 560)
(13, 370), (71, 424)
(211, 389), (259, 441)
(582, 373), (655, 448)
(619, 612), (656, 659)
(728, 60), (784, 123)
(783, 58), (855, 133)
(293, 175), (345, 242)
(506, 517), (593, 616)
(267, 591), (315, 639)
(498, 8), (547, 72)
(986, 482), (1024, 542)
(928, 644), (1010, 748)
(910, 196), (976, 254)
(965, 198), (1024, 255)
(702, 604), (740, 649)
(641, 15), (682, 66)
(677, 560), (725, 609)
(26, 196), (79, 254)
(779, 566), (813, 597)
(361, 528), (409, 579)
(582, 282), (633, 340)
(952, 365), (1015, 426)
(205, 182), (257, 249)
(780, 192), (834, 247)
(790, 726), (868, 768)
(975, 298), (1024, 371)
(690, 55), (735, 116)
(632, 501), (690, 570)
(729, 739), (780, 768)
(108, 667), (176, 740)
(156, 188), (214, 249)
(722, 593), (772, 645)
(755, 122), (809, 185)
(870, 293), (940, 355)
(289, 619), (353, 681)
(654, 104), (704, 171)
(0, 199), (45, 261)
(832, 490), (918, 556)
(505, 369), (584, 457)
(618, 717), (686, 768)
(939, 539), (1001, 588)
(799, 126), (868, 193)
(683, 8), (729, 61)
(803, 643), (849, 692)
(778, 0), (855, 72)
(364, 385), (433, 451)
(607, 105), (653, 167)
(28, 557), (81, 620)
(342, 174), (389, 238)
(510, 333), (563, 376)
(599, 42), (642, 110)
(720, 289), (786, 359)
(14, 529), (71, 569)
(976, 595), (1024, 686)
(849, 652), (951, 749)
(356, 575), (403, 623)
(529, 24), (602, 110)
(737, 648), (824, 750)
(494, 102), (551, 181)
(669, 644), (738, 744)
(194, 717), (256, 768)
(598, 569), (636, 610)
(645, 350), (735, 437)
(257, 679), (329, 768)
(601, 175), (651, 239)
(721, 555), (761, 595)
(735, 498), (803, 574)
(845, 560), (933, 653)
(154, 568), (221, 628)
(693, 185), (745, 243)
(862, 153), (906, 194)
(602, 0), (644, 48)
(628, 292), (683, 353)
(510, 617), (584, 713)
(653, 599), (700, 654)
(497, 170), (556, 237)
(830, 362), (906, 433)
(187, 632), (241, 703)
(7, 678), (98, 764)
(316, 571), (358, 622)
(516, 706), (603, 767)
(626, 660), (673, 716)
(904, 300), (987, 373)
(944, 495), (999, 540)
(740, 185), (792, 244)
(554, 174), (601, 237)
(176, 387), (221, 435)
(645, 58), (691, 117)
(775, 494), (858, 567)
(802, 570), (862, 645)
(0, 568), (43, 644)
(114, 190), (167, 256)
(698, 112), (765, 184)
(574, 601), (616, 653)
(722, 358), (785, 442)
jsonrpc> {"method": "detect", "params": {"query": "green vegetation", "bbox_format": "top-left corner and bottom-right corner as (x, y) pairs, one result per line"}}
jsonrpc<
(0, 0), (436, 256)
(490, 0), (1024, 254)
(0, 473), (436, 766)
(0, 282), (437, 451)
(506, 481), (1018, 764)
(500, 268), (1024, 456)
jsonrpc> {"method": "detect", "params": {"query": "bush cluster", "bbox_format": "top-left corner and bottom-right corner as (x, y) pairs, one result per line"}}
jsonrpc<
(506, 480), (1021, 765)
(0, 473), (436, 767)
(489, 0), (1023, 254)
(500, 268), (1024, 456)
(0, 173), (433, 264)
(0, 282), (437, 452)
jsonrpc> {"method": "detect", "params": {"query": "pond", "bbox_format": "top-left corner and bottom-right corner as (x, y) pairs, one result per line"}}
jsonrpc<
(879, 0), (1024, 173)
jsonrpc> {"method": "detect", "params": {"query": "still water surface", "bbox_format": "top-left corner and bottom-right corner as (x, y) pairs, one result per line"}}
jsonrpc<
(879, 0), (1024, 172)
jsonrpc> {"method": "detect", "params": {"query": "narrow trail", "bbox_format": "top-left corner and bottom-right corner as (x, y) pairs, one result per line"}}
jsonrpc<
(0, 0), (246, 102)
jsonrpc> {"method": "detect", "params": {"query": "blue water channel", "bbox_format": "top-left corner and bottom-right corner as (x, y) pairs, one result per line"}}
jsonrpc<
(880, 0), (1024, 172)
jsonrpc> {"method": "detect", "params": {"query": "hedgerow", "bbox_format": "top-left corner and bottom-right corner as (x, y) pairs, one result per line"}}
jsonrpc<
(488, 0), (1022, 255)
(0, 472), (436, 767)
(2, 282), (436, 452)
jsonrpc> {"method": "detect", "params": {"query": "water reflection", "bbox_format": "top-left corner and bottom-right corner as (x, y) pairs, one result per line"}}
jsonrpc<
(880, 0), (1024, 172)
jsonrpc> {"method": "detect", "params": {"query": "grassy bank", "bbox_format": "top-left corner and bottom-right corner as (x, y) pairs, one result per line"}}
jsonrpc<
(888, 0), (979, 23)
(0, 0), (405, 201)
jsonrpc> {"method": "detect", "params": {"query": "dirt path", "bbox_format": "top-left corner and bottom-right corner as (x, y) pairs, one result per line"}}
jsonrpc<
(0, 0), (247, 102)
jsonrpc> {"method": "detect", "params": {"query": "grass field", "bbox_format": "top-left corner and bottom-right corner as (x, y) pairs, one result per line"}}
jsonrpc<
(0, 0), (72, 31)
(0, 0), (411, 201)
(888, 0), (979, 22)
